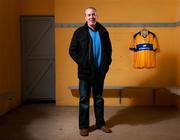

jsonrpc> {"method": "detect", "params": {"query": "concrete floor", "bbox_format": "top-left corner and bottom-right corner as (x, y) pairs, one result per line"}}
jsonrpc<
(0, 104), (180, 140)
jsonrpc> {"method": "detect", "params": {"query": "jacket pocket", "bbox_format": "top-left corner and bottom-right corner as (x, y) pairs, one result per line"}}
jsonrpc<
(78, 65), (91, 75)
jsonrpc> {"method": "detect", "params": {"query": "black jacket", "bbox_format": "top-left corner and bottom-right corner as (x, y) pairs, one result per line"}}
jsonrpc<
(69, 22), (112, 80)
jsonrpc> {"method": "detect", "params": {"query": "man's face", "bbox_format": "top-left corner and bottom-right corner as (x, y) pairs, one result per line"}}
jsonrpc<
(85, 8), (97, 28)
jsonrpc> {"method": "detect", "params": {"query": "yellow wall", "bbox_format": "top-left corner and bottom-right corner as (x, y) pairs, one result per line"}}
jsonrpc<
(0, 0), (178, 112)
(55, 0), (178, 106)
(19, 0), (54, 15)
(177, 0), (180, 20)
(55, 0), (176, 22)
(177, 0), (180, 85)
(0, 0), (21, 114)
(0, 0), (54, 115)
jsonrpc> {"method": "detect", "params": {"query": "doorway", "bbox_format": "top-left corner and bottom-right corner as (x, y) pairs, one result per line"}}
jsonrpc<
(21, 16), (55, 102)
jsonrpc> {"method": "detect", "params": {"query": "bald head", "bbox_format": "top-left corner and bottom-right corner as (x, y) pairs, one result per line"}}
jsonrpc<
(84, 7), (96, 15)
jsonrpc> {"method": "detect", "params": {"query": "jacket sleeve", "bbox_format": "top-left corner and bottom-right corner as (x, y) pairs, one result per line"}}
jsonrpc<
(106, 32), (112, 66)
(69, 30), (81, 65)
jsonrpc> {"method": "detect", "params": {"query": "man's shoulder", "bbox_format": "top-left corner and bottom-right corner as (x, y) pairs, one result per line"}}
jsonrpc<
(75, 23), (87, 31)
(96, 22), (108, 33)
(74, 25), (87, 34)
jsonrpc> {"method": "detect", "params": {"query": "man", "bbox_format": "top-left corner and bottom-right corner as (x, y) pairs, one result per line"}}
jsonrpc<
(69, 7), (112, 136)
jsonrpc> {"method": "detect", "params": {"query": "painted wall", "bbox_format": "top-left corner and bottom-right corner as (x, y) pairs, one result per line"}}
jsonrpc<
(19, 0), (54, 15)
(177, 0), (180, 20)
(0, 0), (54, 115)
(0, 0), (178, 112)
(55, 0), (178, 106)
(0, 0), (21, 115)
(55, 0), (176, 22)
(177, 0), (180, 85)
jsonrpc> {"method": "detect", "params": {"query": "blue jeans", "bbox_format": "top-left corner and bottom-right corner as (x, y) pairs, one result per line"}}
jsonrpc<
(79, 73), (105, 129)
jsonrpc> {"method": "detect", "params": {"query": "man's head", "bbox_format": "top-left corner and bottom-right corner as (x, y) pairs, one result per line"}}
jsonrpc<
(84, 7), (97, 29)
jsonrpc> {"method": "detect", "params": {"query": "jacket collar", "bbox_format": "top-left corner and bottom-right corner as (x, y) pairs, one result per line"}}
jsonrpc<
(83, 22), (106, 35)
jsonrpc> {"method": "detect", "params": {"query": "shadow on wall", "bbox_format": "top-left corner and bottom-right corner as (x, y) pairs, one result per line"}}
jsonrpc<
(139, 52), (177, 87)
(70, 89), (120, 98)
(69, 52), (179, 107)
(138, 52), (178, 106)
(122, 52), (178, 106)
(119, 52), (178, 106)
(70, 52), (178, 95)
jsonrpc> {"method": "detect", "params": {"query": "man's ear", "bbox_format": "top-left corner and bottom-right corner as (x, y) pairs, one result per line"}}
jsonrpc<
(85, 16), (88, 21)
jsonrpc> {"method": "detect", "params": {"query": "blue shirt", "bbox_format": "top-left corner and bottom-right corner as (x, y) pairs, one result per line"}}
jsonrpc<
(88, 28), (102, 68)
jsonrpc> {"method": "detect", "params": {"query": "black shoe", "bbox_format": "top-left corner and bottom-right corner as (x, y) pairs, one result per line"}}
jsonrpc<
(80, 129), (89, 136)
(100, 125), (112, 133)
